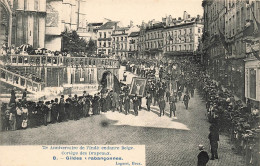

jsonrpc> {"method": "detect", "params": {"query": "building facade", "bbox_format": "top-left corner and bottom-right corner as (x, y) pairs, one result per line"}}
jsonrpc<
(112, 27), (129, 59)
(202, 0), (260, 105)
(144, 22), (164, 60)
(137, 12), (203, 60)
(96, 21), (118, 55)
(128, 31), (139, 59)
(0, 0), (46, 49)
(163, 21), (203, 58)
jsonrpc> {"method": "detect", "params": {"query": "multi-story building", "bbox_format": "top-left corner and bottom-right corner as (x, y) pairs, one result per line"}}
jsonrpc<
(163, 16), (203, 58)
(202, 0), (260, 105)
(112, 27), (129, 58)
(96, 21), (119, 55)
(128, 31), (139, 58)
(0, 0), (46, 49)
(45, 0), (86, 51)
(144, 21), (164, 59)
(202, 0), (226, 83)
(137, 11), (203, 60)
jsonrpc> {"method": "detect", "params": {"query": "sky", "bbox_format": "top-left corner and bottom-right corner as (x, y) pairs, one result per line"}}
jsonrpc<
(83, 0), (204, 26)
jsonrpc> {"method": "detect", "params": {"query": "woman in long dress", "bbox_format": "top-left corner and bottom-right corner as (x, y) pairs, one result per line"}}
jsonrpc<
(9, 103), (17, 131)
(21, 105), (29, 129)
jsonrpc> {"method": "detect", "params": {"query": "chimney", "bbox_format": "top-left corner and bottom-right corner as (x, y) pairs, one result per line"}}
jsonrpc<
(183, 11), (188, 20)
(130, 20), (133, 27)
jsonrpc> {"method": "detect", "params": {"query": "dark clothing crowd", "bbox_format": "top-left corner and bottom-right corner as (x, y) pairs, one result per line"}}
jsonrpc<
(196, 70), (260, 165)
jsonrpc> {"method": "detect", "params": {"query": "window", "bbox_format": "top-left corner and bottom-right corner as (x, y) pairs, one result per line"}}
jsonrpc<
(179, 30), (181, 35)
(117, 37), (119, 41)
(108, 42), (111, 47)
(121, 37), (123, 41)
(104, 32), (106, 38)
(198, 28), (201, 33)
(125, 37), (127, 41)
(179, 45), (181, 51)
(99, 42), (101, 47)
(99, 32), (102, 38)
(190, 44), (192, 50)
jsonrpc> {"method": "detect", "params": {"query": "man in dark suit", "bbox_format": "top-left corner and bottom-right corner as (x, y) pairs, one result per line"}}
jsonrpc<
(158, 98), (166, 117)
(183, 92), (190, 109)
(208, 125), (219, 160)
(197, 145), (209, 166)
(132, 94), (139, 116)
(146, 92), (152, 111)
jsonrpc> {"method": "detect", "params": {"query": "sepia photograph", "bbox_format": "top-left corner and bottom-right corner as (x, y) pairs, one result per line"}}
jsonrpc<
(0, 0), (260, 165)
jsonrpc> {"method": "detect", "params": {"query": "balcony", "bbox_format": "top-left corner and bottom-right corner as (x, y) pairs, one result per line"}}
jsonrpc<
(1, 55), (120, 69)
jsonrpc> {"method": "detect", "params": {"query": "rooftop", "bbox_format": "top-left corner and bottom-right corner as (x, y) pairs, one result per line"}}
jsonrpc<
(129, 32), (140, 37)
(99, 21), (118, 30)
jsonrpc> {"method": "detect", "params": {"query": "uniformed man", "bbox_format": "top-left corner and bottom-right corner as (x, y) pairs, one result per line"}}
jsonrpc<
(124, 94), (130, 115)
(146, 92), (152, 111)
(158, 98), (166, 117)
(183, 92), (190, 109)
(132, 94), (139, 116)
(169, 99), (176, 117)
(208, 125), (219, 160)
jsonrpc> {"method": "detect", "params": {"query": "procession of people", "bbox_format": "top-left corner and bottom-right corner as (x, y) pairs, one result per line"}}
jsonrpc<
(1, 56), (259, 166)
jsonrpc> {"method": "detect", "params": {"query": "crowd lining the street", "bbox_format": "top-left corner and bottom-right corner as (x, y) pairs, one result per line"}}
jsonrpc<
(0, 56), (259, 166)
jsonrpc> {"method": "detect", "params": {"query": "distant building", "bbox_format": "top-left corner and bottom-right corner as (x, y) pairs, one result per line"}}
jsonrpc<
(128, 31), (139, 58)
(137, 11), (203, 60)
(144, 22), (164, 59)
(96, 21), (119, 55)
(112, 27), (129, 58)
(163, 14), (203, 58)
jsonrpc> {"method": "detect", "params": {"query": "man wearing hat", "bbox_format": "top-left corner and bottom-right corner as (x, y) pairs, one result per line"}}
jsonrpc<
(197, 145), (209, 166)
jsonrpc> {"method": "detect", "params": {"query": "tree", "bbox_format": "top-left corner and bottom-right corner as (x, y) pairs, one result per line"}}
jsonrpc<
(61, 30), (87, 53)
(86, 38), (96, 55)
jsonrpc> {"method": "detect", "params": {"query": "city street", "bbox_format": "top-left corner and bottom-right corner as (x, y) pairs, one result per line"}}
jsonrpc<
(0, 90), (245, 166)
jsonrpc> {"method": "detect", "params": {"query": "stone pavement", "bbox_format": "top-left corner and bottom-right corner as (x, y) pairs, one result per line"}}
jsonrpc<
(0, 90), (245, 166)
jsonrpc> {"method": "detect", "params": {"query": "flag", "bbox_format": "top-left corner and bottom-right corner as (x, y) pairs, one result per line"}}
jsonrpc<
(168, 35), (173, 41)
(251, 45), (260, 60)
(218, 27), (230, 54)
(113, 75), (121, 93)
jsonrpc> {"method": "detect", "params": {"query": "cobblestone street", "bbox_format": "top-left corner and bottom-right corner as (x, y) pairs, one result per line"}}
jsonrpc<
(0, 90), (245, 166)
